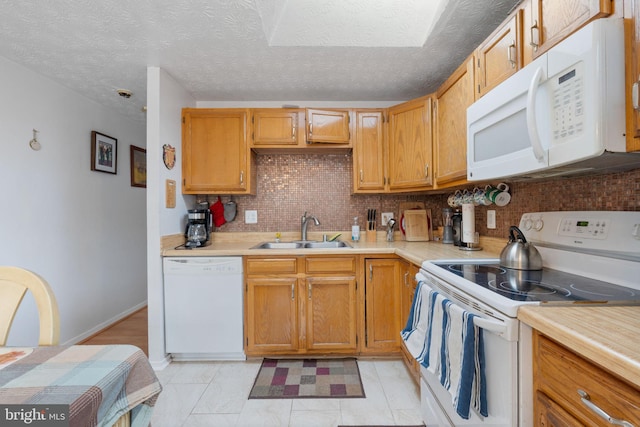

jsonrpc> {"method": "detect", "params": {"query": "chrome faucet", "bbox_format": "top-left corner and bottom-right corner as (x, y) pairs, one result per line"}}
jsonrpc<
(301, 211), (320, 241)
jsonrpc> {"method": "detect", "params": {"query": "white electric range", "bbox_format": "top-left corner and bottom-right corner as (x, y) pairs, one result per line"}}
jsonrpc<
(416, 211), (640, 427)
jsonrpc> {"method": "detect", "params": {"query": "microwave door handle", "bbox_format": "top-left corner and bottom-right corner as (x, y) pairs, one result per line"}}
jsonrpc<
(526, 66), (546, 162)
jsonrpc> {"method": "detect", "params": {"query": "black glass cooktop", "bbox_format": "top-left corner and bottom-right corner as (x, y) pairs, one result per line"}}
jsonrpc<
(433, 263), (639, 303)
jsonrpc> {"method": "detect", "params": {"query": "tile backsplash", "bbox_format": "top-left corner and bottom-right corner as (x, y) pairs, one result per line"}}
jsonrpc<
(198, 153), (640, 239)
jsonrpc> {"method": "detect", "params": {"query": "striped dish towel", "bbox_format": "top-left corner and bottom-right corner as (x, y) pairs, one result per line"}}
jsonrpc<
(401, 283), (487, 419)
(440, 298), (488, 419)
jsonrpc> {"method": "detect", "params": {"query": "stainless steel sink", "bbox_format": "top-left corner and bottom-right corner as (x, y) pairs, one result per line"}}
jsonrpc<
(251, 240), (351, 249)
(251, 242), (304, 249)
(303, 241), (351, 248)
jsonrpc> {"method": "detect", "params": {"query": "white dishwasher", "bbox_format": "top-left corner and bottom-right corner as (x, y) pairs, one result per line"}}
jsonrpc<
(163, 257), (244, 360)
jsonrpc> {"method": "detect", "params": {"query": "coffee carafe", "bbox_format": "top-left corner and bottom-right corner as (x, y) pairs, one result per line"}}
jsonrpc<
(184, 207), (211, 248)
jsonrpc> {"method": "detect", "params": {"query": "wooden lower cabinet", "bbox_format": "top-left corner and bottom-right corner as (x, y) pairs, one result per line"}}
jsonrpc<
(399, 261), (420, 382)
(244, 256), (357, 356)
(362, 258), (403, 353)
(533, 331), (640, 426)
(535, 391), (583, 427)
(246, 277), (298, 353)
(305, 276), (357, 351)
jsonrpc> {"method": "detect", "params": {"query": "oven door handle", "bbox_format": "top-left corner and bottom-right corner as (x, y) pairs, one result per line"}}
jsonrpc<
(473, 316), (507, 337)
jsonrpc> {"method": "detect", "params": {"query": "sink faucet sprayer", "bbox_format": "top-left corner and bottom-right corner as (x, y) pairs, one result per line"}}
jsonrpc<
(386, 218), (397, 242)
(301, 211), (320, 241)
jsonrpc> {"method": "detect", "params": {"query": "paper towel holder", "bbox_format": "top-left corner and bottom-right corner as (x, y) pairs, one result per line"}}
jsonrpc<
(460, 203), (482, 251)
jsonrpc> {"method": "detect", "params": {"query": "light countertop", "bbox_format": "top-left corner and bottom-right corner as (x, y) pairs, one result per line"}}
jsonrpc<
(518, 305), (640, 389)
(161, 231), (506, 265)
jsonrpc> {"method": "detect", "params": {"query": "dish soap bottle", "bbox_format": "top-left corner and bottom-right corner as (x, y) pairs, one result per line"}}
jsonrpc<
(351, 217), (360, 241)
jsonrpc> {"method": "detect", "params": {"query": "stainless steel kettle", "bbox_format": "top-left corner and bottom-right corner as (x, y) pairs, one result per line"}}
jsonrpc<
(499, 226), (543, 270)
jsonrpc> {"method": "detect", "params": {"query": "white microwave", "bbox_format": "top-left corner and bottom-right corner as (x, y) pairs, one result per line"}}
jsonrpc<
(467, 18), (639, 181)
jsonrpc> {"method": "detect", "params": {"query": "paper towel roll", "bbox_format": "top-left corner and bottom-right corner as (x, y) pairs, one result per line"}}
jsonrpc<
(461, 203), (475, 243)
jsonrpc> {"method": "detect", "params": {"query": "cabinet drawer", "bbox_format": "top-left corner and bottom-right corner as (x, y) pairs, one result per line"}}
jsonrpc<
(305, 256), (356, 274)
(534, 333), (640, 426)
(246, 258), (297, 275)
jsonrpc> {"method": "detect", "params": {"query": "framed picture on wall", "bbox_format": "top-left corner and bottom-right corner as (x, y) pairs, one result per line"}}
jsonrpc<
(91, 131), (117, 174)
(130, 145), (147, 188)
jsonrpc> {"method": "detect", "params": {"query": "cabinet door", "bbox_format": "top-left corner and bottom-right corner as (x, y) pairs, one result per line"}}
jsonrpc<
(388, 98), (433, 191)
(305, 277), (357, 351)
(475, 12), (522, 97)
(182, 108), (251, 194)
(625, 1), (640, 150)
(535, 391), (584, 427)
(246, 277), (298, 354)
(364, 259), (401, 351)
(526, 0), (612, 60)
(400, 262), (419, 329)
(534, 332), (640, 426)
(252, 109), (301, 146)
(353, 110), (387, 193)
(434, 56), (475, 187)
(306, 108), (351, 144)
(399, 262), (420, 383)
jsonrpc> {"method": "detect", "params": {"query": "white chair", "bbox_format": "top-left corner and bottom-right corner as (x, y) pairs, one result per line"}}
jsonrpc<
(0, 266), (60, 346)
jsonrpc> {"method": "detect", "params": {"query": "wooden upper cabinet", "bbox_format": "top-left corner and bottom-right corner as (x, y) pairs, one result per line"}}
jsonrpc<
(388, 97), (434, 192)
(475, 10), (523, 97)
(182, 108), (255, 194)
(434, 56), (475, 188)
(353, 110), (387, 193)
(524, 0), (612, 61)
(306, 108), (351, 144)
(251, 109), (302, 147)
(625, 0), (640, 151)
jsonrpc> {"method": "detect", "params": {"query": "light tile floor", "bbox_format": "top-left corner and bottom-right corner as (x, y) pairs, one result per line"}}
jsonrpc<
(152, 358), (422, 427)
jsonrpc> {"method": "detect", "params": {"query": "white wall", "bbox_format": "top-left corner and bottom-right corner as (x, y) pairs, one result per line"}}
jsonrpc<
(146, 67), (195, 366)
(0, 56), (147, 346)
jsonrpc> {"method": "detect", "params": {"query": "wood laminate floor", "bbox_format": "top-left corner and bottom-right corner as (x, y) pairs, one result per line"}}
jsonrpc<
(81, 307), (148, 355)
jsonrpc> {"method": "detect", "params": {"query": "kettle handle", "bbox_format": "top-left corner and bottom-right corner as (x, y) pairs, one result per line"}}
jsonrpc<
(508, 226), (528, 243)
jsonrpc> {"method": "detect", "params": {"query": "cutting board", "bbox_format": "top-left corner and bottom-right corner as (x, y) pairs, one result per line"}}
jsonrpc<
(403, 209), (430, 241)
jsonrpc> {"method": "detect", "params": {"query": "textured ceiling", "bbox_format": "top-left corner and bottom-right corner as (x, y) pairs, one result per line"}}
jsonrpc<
(0, 0), (521, 122)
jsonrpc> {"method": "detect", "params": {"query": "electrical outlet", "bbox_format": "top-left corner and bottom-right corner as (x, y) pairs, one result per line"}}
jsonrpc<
(487, 210), (496, 229)
(245, 210), (258, 224)
(381, 212), (394, 226)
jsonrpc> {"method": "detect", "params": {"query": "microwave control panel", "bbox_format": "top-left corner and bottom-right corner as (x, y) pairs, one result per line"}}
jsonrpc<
(551, 62), (585, 143)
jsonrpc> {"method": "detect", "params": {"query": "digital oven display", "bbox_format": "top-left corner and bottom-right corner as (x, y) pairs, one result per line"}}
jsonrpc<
(558, 69), (576, 84)
(576, 220), (589, 227)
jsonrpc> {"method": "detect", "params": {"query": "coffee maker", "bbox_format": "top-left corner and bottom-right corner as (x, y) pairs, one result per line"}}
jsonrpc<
(184, 204), (211, 248)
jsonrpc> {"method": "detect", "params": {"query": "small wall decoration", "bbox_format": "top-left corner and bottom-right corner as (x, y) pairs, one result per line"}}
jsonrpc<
(163, 144), (176, 170)
(91, 131), (117, 174)
(130, 145), (147, 188)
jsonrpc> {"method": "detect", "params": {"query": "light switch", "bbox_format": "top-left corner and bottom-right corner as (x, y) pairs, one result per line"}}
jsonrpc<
(245, 210), (258, 224)
(487, 210), (496, 229)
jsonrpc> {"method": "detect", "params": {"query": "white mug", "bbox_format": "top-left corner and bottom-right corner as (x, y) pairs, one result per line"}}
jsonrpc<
(485, 183), (511, 206)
